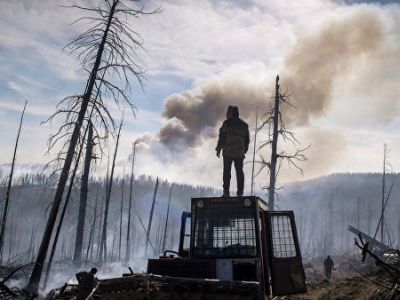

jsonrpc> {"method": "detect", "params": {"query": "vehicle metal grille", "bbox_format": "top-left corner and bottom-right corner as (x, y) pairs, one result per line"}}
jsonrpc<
(192, 197), (257, 258)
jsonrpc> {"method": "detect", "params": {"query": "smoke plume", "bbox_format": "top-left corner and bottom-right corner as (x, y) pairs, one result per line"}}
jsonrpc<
(281, 10), (384, 125)
(156, 9), (385, 149)
(160, 77), (269, 147)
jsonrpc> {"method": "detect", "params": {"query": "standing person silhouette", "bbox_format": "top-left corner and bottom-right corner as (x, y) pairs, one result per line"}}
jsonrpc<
(216, 106), (250, 197)
(323, 255), (335, 282)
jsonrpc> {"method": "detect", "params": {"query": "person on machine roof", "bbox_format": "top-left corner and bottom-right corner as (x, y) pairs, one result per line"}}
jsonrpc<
(216, 105), (250, 197)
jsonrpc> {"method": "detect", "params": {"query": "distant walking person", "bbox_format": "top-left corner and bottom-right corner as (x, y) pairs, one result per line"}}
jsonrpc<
(323, 255), (335, 282)
(216, 106), (250, 197)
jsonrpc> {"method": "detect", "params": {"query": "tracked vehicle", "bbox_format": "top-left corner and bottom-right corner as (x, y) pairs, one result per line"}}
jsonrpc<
(79, 196), (307, 299)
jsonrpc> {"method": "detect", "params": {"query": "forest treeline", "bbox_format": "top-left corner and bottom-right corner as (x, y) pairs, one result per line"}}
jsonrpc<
(0, 170), (399, 266)
(0, 170), (218, 267)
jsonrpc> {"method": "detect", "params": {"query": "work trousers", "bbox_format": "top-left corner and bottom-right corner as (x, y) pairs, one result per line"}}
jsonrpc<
(223, 156), (244, 195)
(325, 269), (332, 281)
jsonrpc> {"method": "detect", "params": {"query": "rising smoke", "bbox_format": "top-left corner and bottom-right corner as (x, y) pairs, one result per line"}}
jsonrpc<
(281, 10), (384, 126)
(156, 9), (385, 148)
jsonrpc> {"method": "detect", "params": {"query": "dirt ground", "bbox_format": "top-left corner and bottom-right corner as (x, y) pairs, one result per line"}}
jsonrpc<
(277, 256), (399, 300)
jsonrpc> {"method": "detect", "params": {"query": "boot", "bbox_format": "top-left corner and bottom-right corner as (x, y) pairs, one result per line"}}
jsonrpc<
(221, 191), (230, 198)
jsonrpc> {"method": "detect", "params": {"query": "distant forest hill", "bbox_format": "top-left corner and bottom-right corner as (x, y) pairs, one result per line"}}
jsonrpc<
(279, 173), (400, 257)
(0, 170), (399, 265)
(0, 169), (219, 266)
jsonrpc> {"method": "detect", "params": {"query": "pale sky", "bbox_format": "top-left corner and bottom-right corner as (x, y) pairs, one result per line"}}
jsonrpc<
(1, 0), (400, 193)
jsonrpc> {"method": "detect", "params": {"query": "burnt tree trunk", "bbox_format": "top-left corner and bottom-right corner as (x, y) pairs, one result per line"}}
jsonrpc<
(99, 120), (123, 264)
(125, 142), (136, 263)
(268, 75), (280, 211)
(0, 101), (27, 262)
(42, 108), (96, 290)
(145, 177), (159, 256)
(250, 107), (258, 196)
(97, 195), (105, 261)
(27, 2), (118, 294)
(119, 169), (125, 261)
(73, 122), (94, 266)
(381, 144), (386, 244)
(162, 184), (174, 253)
(86, 187), (99, 265)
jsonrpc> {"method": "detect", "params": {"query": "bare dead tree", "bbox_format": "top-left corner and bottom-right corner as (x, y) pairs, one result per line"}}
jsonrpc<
(125, 141), (137, 264)
(380, 144), (390, 244)
(162, 184), (174, 254)
(0, 101), (27, 263)
(85, 186), (99, 265)
(250, 107), (258, 196)
(257, 75), (308, 210)
(42, 135), (85, 290)
(99, 120), (123, 264)
(42, 106), (98, 291)
(118, 165), (125, 261)
(73, 121), (94, 267)
(26, 1), (158, 295)
(145, 177), (159, 256)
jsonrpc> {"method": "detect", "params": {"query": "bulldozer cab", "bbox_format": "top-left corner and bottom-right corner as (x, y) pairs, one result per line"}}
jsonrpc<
(149, 196), (307, 298)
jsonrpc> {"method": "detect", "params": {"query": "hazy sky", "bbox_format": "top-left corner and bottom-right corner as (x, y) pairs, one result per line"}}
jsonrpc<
(1, 0), (399, 192)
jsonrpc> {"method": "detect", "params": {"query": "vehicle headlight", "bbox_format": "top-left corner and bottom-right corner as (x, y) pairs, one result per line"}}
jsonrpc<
(244, 198), (252, 207)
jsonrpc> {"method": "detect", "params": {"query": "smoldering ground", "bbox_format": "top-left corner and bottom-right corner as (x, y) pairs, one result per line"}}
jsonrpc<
(136, 6), (400, 185)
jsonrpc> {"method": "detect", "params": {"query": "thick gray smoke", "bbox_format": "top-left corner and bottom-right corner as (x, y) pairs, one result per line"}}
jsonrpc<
(160, 80), (269, 147)
(156, 9), (386, 148)
(281, 10), (384, 126)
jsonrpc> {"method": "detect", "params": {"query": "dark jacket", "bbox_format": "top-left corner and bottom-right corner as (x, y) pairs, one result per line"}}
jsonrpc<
(324, 257), (334, 270)
(216, 117), (250, 158)
(76, 271), (96, 293)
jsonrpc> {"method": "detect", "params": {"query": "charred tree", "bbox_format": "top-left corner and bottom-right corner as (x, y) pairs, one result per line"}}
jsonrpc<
(381, 144), (388, 244)
(42, 106), (98, 290)
(250, 107), (258, 196)
(85, 187), (99, 265)
(28, 225), (36, 263)
(125, 141), (137, 263)
(119, 166), (125, 261)
(42, 127), (88, 290)
(145, 177), (159, 256)
(258, 75), (308, 210)
(73, 122), (94, 266)
(26, 0), (156, 294)
(99, 120), (123, 264)
(97, 195), (105, 260)
(0, 101), (27, 262)
(268, 77), (280, 210)
(162, 184), (174, 253)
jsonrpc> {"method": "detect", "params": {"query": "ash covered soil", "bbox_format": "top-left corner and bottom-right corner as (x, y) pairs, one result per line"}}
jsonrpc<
(278, 256), (399, 300)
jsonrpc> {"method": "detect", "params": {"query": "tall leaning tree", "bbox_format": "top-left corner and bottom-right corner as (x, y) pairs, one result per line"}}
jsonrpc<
(258, 75), (308, 210)
(26, 1), (158, 295)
